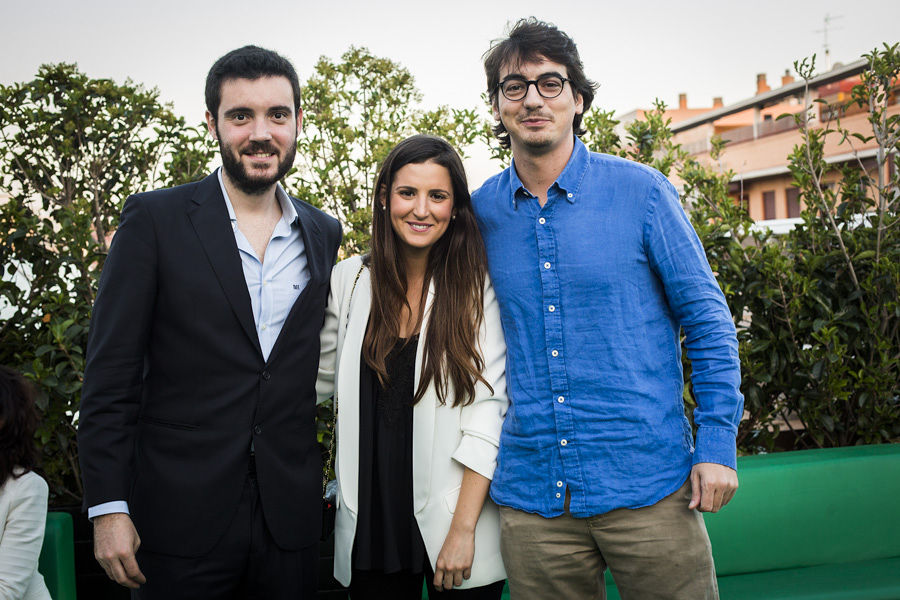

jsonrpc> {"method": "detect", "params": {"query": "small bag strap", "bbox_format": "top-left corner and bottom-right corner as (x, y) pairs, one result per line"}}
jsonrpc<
(323, 262), (365, 493)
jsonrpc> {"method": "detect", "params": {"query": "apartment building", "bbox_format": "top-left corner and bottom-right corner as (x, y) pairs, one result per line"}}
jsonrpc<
(621, 60), (898, 228)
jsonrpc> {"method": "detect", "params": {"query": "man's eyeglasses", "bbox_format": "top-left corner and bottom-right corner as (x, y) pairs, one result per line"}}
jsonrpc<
(497, 74), (571, 101)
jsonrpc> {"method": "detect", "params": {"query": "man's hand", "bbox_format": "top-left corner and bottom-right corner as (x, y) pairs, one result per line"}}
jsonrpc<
(93, 513), (146, 589)
(689, 462), (738, 513)
(433, 524), (475, 590)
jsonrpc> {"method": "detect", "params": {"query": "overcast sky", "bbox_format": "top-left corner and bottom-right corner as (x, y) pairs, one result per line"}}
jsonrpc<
(2, 0), (898, 182)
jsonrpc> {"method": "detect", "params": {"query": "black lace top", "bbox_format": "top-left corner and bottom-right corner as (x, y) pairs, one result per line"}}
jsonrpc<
(352, 335), (427, 573)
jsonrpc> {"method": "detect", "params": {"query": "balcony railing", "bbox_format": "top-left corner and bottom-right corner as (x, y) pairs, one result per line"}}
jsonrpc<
(721, 115), (801, 146)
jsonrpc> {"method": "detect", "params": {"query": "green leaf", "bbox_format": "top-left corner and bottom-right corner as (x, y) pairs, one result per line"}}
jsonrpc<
(811, 360), (826, 380)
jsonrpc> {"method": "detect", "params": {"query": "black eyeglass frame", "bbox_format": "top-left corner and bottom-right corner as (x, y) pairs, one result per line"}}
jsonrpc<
(496, 74), (572, 101)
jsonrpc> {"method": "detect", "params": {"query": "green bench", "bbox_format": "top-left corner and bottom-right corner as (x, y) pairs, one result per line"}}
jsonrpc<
(38, 511), (77, 600)
(605, 444), (900, 599)
(43, 446), (884, 600)
(418, 445), (900, 599)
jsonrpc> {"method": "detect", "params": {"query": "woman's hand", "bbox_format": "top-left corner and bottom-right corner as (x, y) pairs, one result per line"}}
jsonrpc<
(433, 524), (475, 590)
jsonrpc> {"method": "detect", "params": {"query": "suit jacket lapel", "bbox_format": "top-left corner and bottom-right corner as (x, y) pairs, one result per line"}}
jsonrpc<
(266, 198), (325, 365)
(187, 173), (262, 357)
(293, 198), (324, 283)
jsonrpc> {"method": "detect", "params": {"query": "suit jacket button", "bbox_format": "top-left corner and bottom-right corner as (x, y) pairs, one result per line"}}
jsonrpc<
(261, 371), (271, 381)
(254, 425), (262, 435)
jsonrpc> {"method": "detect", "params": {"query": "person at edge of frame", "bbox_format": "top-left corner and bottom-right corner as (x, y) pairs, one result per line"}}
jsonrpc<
(0, 365), (52, 600)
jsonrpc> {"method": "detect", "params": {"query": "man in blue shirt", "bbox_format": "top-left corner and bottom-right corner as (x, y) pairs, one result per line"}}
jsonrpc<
(473, 19), (743, 599)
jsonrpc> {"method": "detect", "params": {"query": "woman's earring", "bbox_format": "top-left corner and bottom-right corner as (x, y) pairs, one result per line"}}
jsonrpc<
(451, 214), (456, 220)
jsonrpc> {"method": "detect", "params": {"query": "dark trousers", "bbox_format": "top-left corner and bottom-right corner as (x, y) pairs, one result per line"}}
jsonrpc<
(134, 460), (318, 600)
(349, 563), (505, 600)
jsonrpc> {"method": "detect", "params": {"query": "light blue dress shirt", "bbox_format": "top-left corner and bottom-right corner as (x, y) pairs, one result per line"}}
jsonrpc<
(217, 169), (309, 361)
(88, 169), (309, 519)
(472, 138), (743, 519)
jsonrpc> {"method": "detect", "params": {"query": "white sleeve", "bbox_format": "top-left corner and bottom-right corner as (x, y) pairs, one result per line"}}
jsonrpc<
(0, 473), (49, 599)
(316, 264), (343, 405)
(451, 280), (509, 480)
(317, 257), (362, 404)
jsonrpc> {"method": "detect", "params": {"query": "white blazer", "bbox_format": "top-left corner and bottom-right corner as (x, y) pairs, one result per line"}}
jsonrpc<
(0, 470), (52, 600)
(317, 255), (508, 588)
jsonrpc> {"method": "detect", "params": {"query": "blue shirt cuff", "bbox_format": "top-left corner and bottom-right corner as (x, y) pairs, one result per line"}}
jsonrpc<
(692, 426), (738, 470)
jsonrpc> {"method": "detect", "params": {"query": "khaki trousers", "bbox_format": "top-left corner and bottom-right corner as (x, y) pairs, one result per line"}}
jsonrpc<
(498, 480), (718, 600)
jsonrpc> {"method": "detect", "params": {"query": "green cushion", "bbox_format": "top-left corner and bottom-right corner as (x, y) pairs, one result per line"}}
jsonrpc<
(38, 511), (77, 600)
(604, 557), (900, 600)
(603, 446), (900, 598)
(716, 556), (900, 600)
(704, 444), (900, 576)
(429, 446), (900, 599)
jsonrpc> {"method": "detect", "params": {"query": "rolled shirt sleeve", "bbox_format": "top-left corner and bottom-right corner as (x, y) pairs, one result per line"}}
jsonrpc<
(450, 281), (508, 480)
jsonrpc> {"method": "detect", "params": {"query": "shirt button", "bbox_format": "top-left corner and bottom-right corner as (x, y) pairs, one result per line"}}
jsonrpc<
(561, 439), (568, 446)
(551, 350), (559, 357)
(556, 481), (563, 488)
(567, 193), (574, 198)
(548, 305), (555, 312)
(544, 262), (551, 269)
(254, 425), (262, 435)
(557, 396), (565, 403)
(556, 492), (561, 498)
(261, 324), (268, 330)
(538, 217), (546, 225)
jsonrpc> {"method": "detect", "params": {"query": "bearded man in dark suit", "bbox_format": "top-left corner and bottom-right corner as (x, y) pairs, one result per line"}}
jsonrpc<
(78, 45), (341, 598)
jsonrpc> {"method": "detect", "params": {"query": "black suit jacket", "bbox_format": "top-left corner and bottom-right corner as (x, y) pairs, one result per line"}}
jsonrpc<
(78, 172), (341, 556)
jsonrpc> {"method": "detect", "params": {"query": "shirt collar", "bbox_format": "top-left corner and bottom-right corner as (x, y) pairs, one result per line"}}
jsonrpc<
(216, 167), (298, 231)
(506, 137), (591, 209)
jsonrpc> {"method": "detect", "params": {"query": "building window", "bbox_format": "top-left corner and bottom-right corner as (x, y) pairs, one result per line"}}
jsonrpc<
(786, 188), (801, 218)
(763, 191), (776, 220)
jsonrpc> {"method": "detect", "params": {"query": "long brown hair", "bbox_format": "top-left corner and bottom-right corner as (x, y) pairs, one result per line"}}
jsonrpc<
(0, 365), (40, 483)
(364, 135), (492, 407)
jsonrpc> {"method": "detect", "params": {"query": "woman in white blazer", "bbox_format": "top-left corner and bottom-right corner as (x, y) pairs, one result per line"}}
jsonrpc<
(0, 366), (52, 600)
(317, 135), (508, 598)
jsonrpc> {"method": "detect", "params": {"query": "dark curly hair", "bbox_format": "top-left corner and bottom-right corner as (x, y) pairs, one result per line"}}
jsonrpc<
(483, 17), (599, 148)
(0, 365), (40, 483)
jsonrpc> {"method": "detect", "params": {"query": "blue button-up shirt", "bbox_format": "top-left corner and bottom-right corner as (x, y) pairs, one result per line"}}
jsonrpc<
(472, 138), (743, 518)
(218, 168), (309, 361)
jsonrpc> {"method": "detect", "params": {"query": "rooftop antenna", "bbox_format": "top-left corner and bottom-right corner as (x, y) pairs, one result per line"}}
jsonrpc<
(814, 13), (844, 71)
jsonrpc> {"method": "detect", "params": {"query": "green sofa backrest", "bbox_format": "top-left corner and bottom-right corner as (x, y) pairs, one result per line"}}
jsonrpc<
(38, 511), (77, 600)
(703, 444), (900, 576)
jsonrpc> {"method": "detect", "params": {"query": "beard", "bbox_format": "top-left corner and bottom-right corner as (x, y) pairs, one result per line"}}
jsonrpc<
(217, 127), (296, 196)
